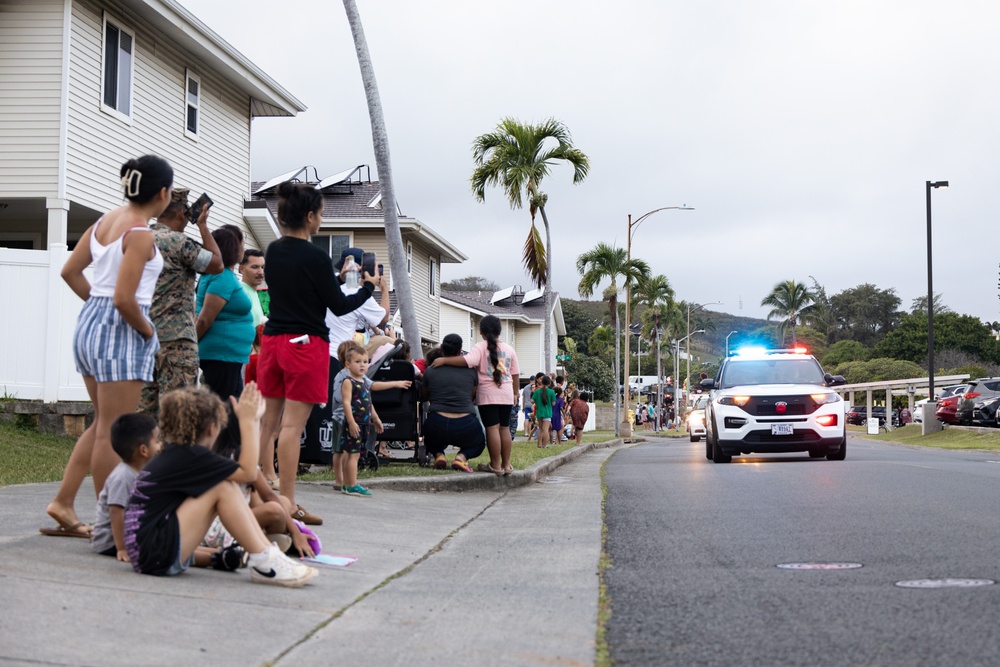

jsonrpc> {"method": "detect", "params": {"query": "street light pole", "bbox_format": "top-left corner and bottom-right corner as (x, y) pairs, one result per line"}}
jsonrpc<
(686, 301), (721, 402)
(672, 329), (705, 431)
(725, 330), (738, 357)
(623, 205), (693, 438)
(926, 180), (948, 405)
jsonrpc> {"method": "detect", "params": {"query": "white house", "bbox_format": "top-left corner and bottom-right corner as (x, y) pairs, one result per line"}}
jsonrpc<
(439, 286), (567, 377)
(252, 165), (468, 351)
(0, 0), (304, 401)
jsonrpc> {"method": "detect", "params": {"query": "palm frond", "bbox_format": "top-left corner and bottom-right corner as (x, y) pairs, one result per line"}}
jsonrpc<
(522, 224), (547, 289)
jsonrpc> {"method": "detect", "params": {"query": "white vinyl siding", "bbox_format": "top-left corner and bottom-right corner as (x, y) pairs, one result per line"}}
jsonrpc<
(438, 302), (472, 347)
(517, 324), (542, 375)
(0, 0), (63, 198)
(66, 0), (251, 236)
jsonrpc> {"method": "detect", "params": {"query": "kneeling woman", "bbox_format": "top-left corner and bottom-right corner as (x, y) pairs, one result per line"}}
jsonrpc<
(123, 384), (317, 588)
(421, 334), (485, 472)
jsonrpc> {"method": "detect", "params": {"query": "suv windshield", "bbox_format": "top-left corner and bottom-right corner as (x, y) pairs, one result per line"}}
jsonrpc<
(721, 358), (825, 388)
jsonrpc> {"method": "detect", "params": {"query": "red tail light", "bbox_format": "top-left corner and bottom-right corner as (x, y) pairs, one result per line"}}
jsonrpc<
(964, 392), (981, 399)
(940, 396), (957, 407)
(816, 414), (838, 427)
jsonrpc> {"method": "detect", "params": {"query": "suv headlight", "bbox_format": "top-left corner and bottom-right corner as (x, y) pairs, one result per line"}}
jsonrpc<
(718, 396), (751, 407)
(810, 393), (840, 405)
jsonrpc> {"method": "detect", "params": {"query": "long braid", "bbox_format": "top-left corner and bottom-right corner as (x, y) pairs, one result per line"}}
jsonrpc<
(480, 315), (504, 387)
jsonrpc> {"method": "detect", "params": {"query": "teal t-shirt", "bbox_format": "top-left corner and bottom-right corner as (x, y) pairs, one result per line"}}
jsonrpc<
(196, 269), (255, 363)
(531, 387), (556, 420)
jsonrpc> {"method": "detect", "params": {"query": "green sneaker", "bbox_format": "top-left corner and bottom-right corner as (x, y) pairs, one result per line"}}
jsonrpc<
(342, 484), (373, 497)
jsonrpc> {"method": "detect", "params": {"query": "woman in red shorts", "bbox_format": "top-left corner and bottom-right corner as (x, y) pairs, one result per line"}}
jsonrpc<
(257, 181), (375, 524)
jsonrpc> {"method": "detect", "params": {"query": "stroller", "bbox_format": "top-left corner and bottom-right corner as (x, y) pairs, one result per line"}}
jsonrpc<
(358, 340), (424, 470)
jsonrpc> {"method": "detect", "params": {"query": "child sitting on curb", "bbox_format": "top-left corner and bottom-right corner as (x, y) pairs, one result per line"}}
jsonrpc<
(91, 414), (160, 561)
(123, 384), (317, 587)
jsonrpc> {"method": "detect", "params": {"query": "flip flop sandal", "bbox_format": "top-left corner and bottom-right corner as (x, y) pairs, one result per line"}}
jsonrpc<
(476, 462), (503, 476)
(39, 522), (91, 539)
(451, 459), (473, 473)
(433, 454), (448, 469)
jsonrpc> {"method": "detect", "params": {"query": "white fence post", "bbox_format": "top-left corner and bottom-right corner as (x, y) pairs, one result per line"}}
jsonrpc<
(43, 244), (67, 402)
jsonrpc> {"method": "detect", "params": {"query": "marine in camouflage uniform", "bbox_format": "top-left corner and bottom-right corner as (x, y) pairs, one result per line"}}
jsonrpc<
(138, 189), (222, 417)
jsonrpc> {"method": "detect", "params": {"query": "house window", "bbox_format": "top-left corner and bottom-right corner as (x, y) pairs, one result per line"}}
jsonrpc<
(310, 233), (352, 261)
(185, 70), (201, 137)
(102, 15), (134, 118)
(429, 259), (437, 296)
(406, 242), (412, 275)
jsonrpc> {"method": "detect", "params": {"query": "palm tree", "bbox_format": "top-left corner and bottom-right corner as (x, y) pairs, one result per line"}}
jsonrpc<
(633, 274), (675, 428)
(761, 279), (817, 347)
(577, 242), (650, 435)
(342, 0), (419, 347)
(471, 118), (590, 372)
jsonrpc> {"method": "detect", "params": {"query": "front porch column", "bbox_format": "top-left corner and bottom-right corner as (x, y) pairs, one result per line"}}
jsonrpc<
(46, 197), (69, 247)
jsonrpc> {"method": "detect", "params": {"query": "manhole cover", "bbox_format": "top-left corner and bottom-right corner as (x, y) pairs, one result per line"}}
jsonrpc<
(895, 578), (995, 589)
(538, 476), (571, 484)
(777, 562), (864, 571)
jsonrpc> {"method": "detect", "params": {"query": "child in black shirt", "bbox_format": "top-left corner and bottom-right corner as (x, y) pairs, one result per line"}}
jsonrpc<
(123, 384), (317, 587)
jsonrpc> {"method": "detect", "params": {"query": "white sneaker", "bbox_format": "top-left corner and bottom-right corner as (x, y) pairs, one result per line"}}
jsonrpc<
(249, 544), (318, 588)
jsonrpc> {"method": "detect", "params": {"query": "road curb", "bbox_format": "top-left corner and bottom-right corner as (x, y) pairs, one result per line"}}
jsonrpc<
(301, 438), (627, 493)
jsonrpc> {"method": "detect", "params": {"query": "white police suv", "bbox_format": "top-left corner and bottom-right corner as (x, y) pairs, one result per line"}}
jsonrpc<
(701, 347), (847, 463)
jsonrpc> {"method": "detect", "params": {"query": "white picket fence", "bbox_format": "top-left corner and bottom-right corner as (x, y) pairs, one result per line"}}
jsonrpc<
(0, 245), (89, 402)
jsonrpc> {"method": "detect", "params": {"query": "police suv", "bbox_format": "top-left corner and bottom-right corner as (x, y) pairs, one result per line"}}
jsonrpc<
(700, 347), (847, 463)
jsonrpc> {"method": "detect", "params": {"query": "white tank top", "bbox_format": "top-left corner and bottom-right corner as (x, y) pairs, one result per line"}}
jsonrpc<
(89, 217), (164, 306)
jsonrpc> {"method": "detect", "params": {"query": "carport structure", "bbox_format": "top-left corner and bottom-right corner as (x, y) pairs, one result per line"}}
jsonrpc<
(835, 374), (970, 433)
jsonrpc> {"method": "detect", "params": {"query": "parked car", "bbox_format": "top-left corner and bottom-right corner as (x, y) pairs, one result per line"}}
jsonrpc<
(956, 378), (1000, 425)
(972, 396), (1000, 426)
(847, 405), (888, 426)
(935, 394), (962, 424)
(912, 398), (928, 422)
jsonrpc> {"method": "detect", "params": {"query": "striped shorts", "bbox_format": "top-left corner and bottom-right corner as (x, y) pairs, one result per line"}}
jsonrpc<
(73, 296), (159, 383)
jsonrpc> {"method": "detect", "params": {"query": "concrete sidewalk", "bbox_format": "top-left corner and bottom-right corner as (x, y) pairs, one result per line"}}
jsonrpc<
(0, 441), (626, 667)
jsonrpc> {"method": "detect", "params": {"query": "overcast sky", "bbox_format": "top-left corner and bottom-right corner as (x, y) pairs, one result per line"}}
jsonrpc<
(182, 0), (997, 324)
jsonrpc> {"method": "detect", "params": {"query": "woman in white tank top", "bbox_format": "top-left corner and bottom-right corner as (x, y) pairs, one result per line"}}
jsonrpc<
(42, 155), (173, 539)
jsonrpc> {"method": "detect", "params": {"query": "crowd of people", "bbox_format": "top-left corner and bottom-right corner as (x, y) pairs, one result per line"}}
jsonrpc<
(39, 154), (591, 590)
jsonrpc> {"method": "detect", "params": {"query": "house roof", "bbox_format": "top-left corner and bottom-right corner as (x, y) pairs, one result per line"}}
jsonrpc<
(251, 171), (468, 263)
(128, 0), (305, 117)
(441, 288), (566, 335)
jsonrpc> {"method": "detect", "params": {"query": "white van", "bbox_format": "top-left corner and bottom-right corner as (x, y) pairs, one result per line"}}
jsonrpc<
(628, 376), (660, 393)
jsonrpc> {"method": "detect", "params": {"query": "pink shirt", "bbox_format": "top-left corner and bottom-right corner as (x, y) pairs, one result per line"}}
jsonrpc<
(464, 340), (520, 405)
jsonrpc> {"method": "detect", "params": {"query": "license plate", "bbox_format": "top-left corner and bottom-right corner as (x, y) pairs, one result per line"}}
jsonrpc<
(771, 424), (793, 435)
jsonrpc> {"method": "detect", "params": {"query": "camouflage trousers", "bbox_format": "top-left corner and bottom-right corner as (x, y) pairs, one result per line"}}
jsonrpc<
(138, 339), (199, 419)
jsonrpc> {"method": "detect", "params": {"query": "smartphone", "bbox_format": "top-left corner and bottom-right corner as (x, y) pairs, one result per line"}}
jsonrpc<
(361, 251), (376, 277)
(189, 193), (213, 222)
(377, 263), (384, 276)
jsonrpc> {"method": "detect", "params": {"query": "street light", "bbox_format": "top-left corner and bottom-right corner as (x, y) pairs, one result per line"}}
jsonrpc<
(623, 206), (694, 437)
(725, 331), (738, 357)
(686, 301), (722, 399)
(926, 180), (948, 407)
(673, 329), (705, 432)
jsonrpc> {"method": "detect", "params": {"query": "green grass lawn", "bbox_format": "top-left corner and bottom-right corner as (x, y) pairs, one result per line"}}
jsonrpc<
(300, 431), (619, 481)
(0, 420), (76, 487)
(857, 423), (1000, 450)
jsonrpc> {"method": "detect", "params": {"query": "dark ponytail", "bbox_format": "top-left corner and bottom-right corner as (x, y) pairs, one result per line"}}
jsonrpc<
(276, 181), (323, 230)
(120, 155), (173, 204)
(540, 375), (552, 406)
(480, 315), (503, 387)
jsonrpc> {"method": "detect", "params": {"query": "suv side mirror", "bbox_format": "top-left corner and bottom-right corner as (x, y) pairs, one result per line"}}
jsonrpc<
(825, 373), (846, 387)
(700, 377), (716, 390)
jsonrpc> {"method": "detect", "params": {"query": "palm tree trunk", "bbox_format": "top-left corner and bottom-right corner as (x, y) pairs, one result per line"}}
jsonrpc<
(610, 294), (620, 437)
(342, 0), (420, 349)
(538, 204), (553, 373)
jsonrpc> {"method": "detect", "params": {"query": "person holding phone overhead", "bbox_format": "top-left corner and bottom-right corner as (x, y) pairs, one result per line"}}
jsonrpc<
(257, 182), (376, 525)
(138, 189), (224, 419)
(43, 155), (172, 538)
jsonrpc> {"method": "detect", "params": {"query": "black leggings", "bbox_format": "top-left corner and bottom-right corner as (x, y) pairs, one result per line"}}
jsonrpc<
(200, 360), (245, 403)
(424, 413), (486, 461)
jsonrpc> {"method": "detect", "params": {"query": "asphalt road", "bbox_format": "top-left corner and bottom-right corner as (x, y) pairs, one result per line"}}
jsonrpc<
(604, 436), (1000, 666)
